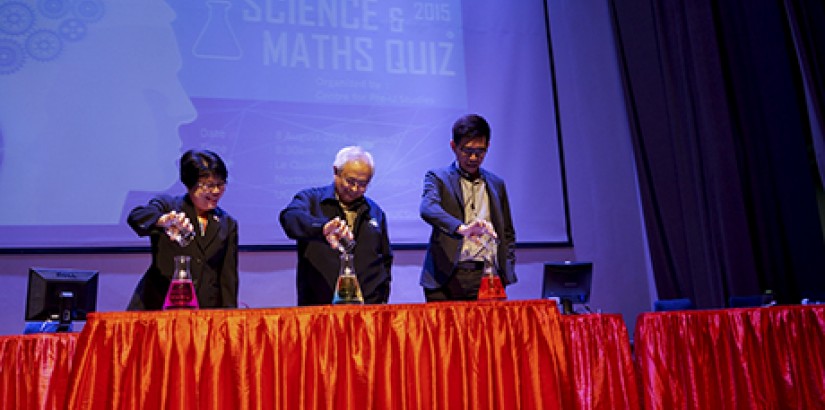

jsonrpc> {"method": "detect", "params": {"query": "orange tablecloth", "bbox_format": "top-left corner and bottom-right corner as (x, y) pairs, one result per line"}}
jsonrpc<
(0, 332), (78, 410)
(561, 314), (639, 410)
(66, 300), (574, 410)
(635, 305), (825, 409)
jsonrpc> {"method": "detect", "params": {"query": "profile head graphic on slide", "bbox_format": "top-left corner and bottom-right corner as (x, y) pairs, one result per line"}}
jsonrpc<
(0, 0), (196, 225)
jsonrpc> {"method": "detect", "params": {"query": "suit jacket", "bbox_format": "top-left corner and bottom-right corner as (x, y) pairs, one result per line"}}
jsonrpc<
(127, 194), (238, 310)
(419, 163), (516, 288)
(279, 184), (393, 305)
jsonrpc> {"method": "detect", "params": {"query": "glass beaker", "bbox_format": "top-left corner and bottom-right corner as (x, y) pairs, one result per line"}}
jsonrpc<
(167, 222), (195, 247)
(336, 236), (356, 254)
(163, 255), (200, 310)
(332, 252), (364, 304)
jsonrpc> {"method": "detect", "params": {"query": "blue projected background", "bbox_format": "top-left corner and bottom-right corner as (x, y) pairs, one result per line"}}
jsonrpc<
(0, 0), (565, 247)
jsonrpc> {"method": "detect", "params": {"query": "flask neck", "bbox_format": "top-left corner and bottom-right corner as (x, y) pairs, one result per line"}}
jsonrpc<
(339, 253), (355, 276)
(174, 256), (191, 280)
(483, 261), (495, 277)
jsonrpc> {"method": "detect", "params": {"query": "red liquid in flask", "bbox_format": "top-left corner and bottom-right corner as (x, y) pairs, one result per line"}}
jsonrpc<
(478, 272), (507, 301)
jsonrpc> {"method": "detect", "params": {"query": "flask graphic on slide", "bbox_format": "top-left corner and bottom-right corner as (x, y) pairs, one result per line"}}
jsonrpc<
(163, 255), (200, 310)
(192, 0), (242, 60)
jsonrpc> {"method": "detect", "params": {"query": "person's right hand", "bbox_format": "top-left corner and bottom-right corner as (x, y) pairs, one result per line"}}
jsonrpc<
(458, 219), (497, 242)
(323, 217), (353, 250)
(157, 210), (194, 238)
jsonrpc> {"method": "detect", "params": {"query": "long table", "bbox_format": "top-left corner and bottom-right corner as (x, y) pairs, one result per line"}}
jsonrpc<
(65, 300), (572, 409)
(8, 304), (823, 409)
(0, 301), (640, 409)
(0, 332), (78, 410)
(635, 305), (825, 409)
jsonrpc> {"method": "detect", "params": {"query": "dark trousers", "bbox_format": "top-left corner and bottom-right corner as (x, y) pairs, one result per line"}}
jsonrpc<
(424, 261), (485, 301)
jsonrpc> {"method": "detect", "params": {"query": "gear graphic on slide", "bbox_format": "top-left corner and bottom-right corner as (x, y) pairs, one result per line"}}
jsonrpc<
(0, 38), (26, 75)
(58, 18), (86, 42)
(73, 0), (104, 23)
(37, 0), (71, 20)
(25, 29), (61, 61)
(0, 1), (35, 36)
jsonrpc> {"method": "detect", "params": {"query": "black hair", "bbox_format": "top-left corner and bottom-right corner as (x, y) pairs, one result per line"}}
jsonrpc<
(179, 149), (228, 189)
(452, 114), (491, 145)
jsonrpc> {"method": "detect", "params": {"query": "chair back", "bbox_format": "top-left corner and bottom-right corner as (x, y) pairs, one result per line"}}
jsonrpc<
(653, 298), (695, 312)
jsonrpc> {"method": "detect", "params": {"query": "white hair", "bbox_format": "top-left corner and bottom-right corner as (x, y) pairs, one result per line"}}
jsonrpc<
(333, 146), (374, 170)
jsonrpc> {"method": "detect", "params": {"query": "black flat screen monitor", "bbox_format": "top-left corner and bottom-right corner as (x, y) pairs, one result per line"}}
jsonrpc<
(542, 261), (593, 314)
(25, 268), (99, 326)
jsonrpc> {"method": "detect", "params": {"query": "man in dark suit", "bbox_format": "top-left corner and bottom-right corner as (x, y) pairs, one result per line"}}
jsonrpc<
(279, 146), (393, 305)
(420, 114), (517, 301)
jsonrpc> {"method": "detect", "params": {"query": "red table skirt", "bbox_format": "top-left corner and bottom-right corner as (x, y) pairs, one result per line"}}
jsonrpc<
(66, 300), (577, 410)
(0, 332), (78, 410)
(18, 305), (825, 409)
(635, 305), (825, 409)
(561, 314), (639, 410)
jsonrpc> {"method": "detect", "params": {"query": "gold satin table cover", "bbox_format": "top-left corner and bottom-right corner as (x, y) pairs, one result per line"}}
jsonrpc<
(65, 300), (578, 410)
(0, 333), (78, 410)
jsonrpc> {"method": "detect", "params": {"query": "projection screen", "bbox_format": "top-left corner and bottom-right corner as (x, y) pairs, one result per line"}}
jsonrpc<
(0, 0), (566, 248)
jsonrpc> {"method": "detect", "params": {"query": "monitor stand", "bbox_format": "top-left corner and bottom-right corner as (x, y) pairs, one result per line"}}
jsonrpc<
(56, 291), (75, 332)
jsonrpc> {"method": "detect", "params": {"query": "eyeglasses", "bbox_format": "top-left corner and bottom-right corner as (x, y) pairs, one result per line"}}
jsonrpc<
(196, 181), (227, 192)
(459, 147), (488, 157)
(342, 176), (370, 189)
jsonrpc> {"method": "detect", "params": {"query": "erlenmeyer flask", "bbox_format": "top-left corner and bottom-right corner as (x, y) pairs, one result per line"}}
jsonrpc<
(332, 252), (364, 304)
(163, 255), (200, 310)
(478, 260), (507, 301)
(477, 234), (506, 301)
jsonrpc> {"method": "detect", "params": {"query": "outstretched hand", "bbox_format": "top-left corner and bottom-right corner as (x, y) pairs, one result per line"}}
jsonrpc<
(157, 210), (194, 240)
(458, 219), (497, 244)
(323, 217), (354, 250)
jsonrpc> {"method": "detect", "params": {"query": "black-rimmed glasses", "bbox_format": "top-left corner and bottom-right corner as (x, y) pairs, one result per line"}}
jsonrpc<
(196, 181), (227, 192)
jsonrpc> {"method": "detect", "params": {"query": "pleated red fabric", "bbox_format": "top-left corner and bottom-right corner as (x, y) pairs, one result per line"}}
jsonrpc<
(561, 314), (640, 410)
(0, 333), (77, 410)
(635, 305), (825, 409)
(64, 301), (573, 410)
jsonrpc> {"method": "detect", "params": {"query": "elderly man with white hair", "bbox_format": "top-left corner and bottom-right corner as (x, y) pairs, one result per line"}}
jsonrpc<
(279, 146), (393, 305)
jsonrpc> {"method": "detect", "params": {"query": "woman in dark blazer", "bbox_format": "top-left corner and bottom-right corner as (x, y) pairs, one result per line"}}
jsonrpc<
(126, 150), (238, 310)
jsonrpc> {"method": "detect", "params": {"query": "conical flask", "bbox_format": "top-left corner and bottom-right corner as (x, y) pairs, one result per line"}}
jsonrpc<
(332, 252), (364, 304)
(477, 234), (506, 301)
(478, 260), (507, 301)
(163, 255), (200, 310)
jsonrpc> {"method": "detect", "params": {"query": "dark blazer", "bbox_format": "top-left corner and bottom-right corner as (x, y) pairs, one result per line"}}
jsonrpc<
(127, 194), (238, 310)
(279, 184), (393, 305)
(419, 163), (517, 288)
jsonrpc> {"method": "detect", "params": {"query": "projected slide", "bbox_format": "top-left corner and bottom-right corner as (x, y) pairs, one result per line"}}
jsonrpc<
(0, 0), (566, 247)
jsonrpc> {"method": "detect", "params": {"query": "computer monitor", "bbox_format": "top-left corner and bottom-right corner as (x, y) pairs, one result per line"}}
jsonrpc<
(542, 261), (593, 314)
(25, 268), (99, 332)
